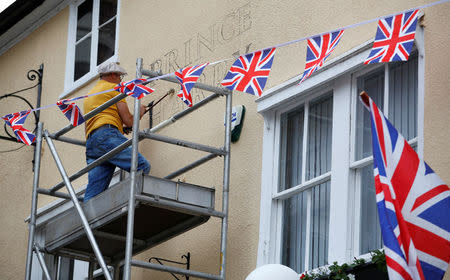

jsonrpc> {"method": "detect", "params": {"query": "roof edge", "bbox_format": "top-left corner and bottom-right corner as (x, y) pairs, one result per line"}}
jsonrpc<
(0, 0), (72, 56)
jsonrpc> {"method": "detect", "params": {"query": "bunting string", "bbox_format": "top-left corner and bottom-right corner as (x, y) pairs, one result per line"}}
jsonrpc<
(5, 0), (448, 115)
(1, 0), (449, 145)
(272, 0), (448, 50)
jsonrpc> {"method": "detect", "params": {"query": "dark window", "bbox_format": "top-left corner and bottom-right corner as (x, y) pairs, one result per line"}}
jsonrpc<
(73, 0), (118, 82)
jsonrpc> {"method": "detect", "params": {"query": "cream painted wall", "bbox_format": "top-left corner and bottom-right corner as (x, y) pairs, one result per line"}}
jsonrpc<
(422, 6), (450, 278)
(0, 6), (100, 279)
(0, 8), (75, 280)
(0, 0), (449, 279)
(422, 5), (450, 182)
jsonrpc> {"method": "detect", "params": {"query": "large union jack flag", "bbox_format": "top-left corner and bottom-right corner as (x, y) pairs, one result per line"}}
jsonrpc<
(56, 100), (85, 127)
(221, 48), (276, 97)
(298, 30), (344, 85)
(365, 95), (450, 280)
(175, 63), (208, 107)
(2, 110), (36, 145)
(365, 10), (419, 64)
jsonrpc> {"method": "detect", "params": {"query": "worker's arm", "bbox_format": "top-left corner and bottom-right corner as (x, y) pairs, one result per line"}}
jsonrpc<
(117, 102), (146, 127)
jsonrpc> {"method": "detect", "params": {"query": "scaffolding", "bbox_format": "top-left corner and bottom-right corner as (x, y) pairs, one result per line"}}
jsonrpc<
(25, 58), (233, 280)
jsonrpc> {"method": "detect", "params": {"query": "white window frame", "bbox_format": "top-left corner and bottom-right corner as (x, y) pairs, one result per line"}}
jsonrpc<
(62, 0), (121, 99)
(258, 73), (354, 269)
(274, 86), (334, 271)
(256, 24), (424, 271)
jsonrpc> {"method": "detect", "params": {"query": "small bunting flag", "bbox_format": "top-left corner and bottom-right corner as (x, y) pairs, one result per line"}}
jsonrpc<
(114, 79), (154, 99)
(2, 110), (35, 145)
(114, 79), (146, 95)
(127, 84), (154, 99)
(221, 48), (276, 96)
(175, 63), (208, 107)
(298, 30), (344, 84)
(364, 10), (419, 64)
(56, 100), (85, 127)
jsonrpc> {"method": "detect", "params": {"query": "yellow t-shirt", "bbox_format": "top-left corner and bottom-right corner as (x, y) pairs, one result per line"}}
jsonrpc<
(84, 79), (127, 138)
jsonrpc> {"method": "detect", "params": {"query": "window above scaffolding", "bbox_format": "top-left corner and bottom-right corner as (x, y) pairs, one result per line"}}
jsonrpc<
(63, 0), (120, 98)
(256, 26), (424, 273)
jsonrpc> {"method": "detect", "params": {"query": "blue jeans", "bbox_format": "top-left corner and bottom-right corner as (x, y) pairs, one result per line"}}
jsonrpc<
(84, 127), (150, 202)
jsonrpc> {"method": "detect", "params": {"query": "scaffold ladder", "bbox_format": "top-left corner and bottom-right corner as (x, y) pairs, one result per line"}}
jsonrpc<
(24, 57), (232, 280)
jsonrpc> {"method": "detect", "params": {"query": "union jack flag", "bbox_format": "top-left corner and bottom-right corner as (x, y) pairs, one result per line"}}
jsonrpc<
(114, 79), (154, 99)
(128, 84), (154, 99)
(221, 48), (276, 96)
(298, 30), (344, 84)
(365, 10), (419, 64)
(175, 63), (208, 107)
(2, 110), (35, 145)
(114, 79), (146, 95)
(56, 99), (85, 127)
(365, 95), (450, 280)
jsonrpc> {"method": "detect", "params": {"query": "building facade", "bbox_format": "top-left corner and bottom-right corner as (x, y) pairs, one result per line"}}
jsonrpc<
(0, 0), (449, 279)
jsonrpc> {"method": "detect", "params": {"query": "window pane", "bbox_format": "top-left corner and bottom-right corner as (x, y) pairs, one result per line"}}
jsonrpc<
(355, 69), (384, 160)
(282, 191), (308, 273)
(74, 36), (92, 80)
(359, 165), (383, 254)
(97, 19), (116, 66)
(99, 0), (117, 25)
(282, 181), (330, 272)
(388, 55), (418, 141)
(76, 0), (93, 41)
(280, 108), (304, 191)
(306, 94), (333, 180)
(309, 181), (330, 269)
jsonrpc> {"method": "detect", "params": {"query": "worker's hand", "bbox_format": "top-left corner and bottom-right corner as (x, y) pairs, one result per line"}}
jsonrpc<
(139, 104), (147, 119)
(123, 126), (132, 135)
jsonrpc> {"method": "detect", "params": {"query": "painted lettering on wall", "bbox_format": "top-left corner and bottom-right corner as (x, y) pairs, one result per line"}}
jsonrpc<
(148, 2), (253, 124)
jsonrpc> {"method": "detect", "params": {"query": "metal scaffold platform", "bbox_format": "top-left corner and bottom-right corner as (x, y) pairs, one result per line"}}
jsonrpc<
(40, 175), (215, 262)
(25, 58), (233, 280)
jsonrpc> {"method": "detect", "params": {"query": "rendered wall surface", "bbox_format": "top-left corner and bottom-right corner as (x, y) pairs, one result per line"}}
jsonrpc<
(0, 8), (77, 280)
(0, 0), (448, 279)
(422, 6), (450, 278)
(422, 5), (450, 183)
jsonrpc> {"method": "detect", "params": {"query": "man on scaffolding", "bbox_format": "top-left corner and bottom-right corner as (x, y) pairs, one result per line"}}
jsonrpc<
(83, 62), (150, 202)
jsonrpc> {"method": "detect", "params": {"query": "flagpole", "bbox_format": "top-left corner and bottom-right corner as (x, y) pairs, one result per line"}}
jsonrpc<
(359, 91), (370, 108)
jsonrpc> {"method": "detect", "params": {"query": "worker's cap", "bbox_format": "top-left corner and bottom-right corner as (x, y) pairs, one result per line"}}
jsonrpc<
(97, 62), (127, 76)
